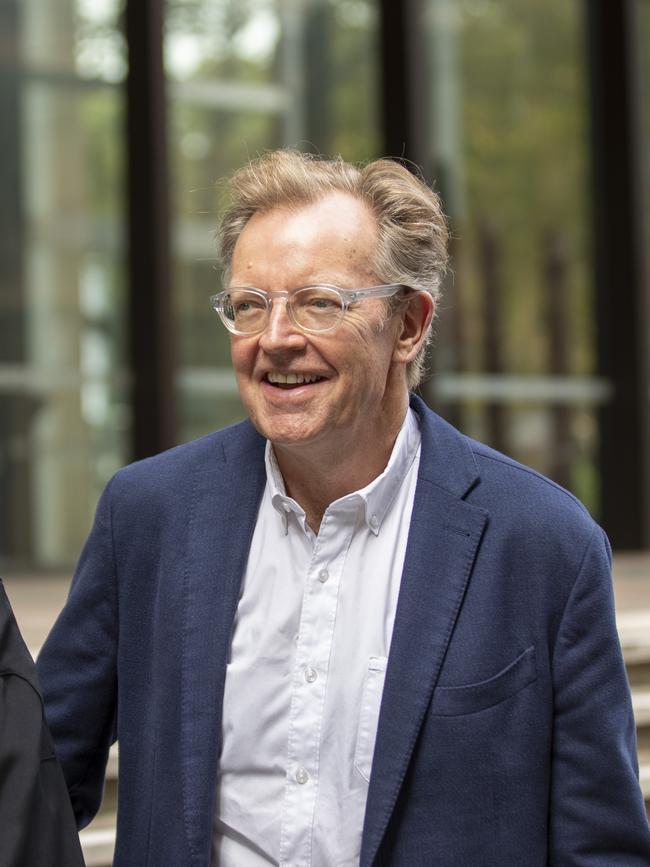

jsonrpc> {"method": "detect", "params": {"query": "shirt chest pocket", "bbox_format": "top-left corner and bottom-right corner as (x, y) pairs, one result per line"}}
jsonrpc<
(354, 656), (388, 783)
(429, 645), (537, 716)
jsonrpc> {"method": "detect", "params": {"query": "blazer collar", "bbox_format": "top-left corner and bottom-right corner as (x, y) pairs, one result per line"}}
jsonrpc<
(409, 393), (480, 499)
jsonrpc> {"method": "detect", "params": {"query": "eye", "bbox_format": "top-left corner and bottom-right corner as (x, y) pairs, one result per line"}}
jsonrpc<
(309, 296), (338, 309)
(295, 287), (342, 310)
(229, 292), (266, 314)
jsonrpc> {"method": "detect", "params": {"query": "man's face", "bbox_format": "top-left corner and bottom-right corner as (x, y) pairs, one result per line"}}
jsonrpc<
(228, 192), (407, 459)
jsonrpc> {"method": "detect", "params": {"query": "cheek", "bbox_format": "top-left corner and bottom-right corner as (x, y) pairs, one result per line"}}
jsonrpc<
(230, 340), (255, 374)
(336, 322), (386, 365)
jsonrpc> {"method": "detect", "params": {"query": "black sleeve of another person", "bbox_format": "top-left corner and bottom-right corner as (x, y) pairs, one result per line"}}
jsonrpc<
(0, 579), (85, 867)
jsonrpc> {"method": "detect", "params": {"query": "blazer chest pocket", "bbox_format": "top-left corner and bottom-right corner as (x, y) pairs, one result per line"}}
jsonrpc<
(430, 645), (537, 716)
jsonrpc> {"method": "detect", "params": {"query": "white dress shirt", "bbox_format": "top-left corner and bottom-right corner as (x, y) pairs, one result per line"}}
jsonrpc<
(212, 409), (421, 867)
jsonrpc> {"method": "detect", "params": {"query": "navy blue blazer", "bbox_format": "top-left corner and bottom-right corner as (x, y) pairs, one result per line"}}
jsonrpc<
(37, 397), (650, 866)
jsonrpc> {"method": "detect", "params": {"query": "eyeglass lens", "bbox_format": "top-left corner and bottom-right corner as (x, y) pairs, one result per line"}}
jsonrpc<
(223, 286), (345, 333)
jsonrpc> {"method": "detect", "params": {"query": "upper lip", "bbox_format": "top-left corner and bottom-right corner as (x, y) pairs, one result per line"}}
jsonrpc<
(264, 371), (327, 384)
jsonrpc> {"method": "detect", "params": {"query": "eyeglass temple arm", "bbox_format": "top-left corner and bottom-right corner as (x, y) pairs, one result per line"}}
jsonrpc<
(346, 284), (412, 302)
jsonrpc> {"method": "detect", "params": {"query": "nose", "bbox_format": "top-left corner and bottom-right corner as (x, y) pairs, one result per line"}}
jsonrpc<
(258, 296), (307, 352)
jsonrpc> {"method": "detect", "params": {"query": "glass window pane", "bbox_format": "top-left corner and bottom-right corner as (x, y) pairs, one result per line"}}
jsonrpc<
(426, 0), (600, 513)
(0, 0), (127, 569)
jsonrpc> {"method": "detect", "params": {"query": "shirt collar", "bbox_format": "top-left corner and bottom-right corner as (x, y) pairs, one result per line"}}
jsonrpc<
(265, 408), (421, 537)
(354, 408), (421, 534)
(265, 445), (309, 536)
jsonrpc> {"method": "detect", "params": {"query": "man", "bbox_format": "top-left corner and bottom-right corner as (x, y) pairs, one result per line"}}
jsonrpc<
(38, 150), (650, 866)
(0, 580), (85, 866)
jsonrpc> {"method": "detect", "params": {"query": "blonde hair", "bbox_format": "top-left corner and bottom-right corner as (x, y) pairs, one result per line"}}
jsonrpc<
(218, 149), (449, 388)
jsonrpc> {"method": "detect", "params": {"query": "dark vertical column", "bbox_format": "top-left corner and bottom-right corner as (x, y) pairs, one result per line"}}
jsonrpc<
(379, 0), (429, 172)
(380, 0), (448, 412)
(304, 0), (332, 153)
(125, 0), (176, 459)
(0, 0), (32, 563)
(586, 0), (650, 548)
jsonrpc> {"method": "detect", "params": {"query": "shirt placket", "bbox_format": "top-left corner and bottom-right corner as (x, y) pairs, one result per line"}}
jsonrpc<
(278, 506), (357, 867)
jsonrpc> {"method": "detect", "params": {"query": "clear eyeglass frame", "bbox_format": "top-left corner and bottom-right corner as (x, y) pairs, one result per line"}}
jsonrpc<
(209, 283), (412, 336)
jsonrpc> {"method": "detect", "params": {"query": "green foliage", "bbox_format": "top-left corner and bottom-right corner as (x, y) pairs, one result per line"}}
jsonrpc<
(453, 0), (593, 377)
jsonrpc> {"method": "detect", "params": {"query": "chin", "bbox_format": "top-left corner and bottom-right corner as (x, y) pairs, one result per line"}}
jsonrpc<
(260, 420), (325, 449)
(265, 428), (317, 448)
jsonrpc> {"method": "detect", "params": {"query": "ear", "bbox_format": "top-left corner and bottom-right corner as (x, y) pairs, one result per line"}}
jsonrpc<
(392, 291), (435, 363)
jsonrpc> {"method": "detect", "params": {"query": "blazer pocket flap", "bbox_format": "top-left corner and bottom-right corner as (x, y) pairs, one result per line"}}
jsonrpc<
(430, 646), (537, 716)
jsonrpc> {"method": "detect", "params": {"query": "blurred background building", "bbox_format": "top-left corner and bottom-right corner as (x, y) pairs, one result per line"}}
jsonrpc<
(1, 0), (649, 573)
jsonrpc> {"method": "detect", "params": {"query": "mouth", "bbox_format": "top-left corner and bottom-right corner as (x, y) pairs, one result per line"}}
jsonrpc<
(264, 372), (326, 390)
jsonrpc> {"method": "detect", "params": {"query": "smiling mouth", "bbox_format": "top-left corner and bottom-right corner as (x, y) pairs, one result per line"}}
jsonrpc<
(265, 372), (325, 389)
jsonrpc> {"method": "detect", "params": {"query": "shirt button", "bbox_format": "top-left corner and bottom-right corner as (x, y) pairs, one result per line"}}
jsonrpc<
(370, 514), (379, 530)
(318, 569), (329, 583)
(304, 666), (318, 683)
(295, 767), (309, 785)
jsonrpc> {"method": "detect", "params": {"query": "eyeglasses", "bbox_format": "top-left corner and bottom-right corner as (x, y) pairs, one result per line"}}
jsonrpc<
(210, 283), (411, 336)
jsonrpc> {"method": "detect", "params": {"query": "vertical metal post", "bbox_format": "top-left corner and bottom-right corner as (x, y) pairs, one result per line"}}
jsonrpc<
(0, 0), (32, 562)
(125, 0), (176, 459)
(586, 0), (650, 548)
(280, 0), (306, 147)
(379, 0), (429, 172)
(304, 0), (333, 153)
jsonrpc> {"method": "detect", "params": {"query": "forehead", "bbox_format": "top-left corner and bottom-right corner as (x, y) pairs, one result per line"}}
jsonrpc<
(230, 192), (379, 287)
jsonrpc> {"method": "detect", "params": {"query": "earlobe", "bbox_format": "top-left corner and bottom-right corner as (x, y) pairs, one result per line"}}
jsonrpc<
(393, 292), (435, 363)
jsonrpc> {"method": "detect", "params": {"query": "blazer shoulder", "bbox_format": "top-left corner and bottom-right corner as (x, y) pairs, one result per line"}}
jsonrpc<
(466, 436), (598, 540)
(106, 418), (264, 508)
(412, 395), (595, 539)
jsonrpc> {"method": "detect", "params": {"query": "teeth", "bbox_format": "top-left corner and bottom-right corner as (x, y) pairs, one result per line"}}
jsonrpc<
(267, 372), (321, 385)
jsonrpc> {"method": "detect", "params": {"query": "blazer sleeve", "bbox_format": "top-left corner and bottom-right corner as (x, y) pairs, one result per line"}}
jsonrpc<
(549, 525), (650, 863)
(36, 478), (119, 830)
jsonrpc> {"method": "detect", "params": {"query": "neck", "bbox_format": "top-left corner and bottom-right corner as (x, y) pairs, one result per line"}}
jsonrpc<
(273, 398), (409, 533)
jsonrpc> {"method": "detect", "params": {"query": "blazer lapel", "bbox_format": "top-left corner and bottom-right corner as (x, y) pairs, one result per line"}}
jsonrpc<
(360, 399), (488, 866)
(180, 422), (266, 866)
